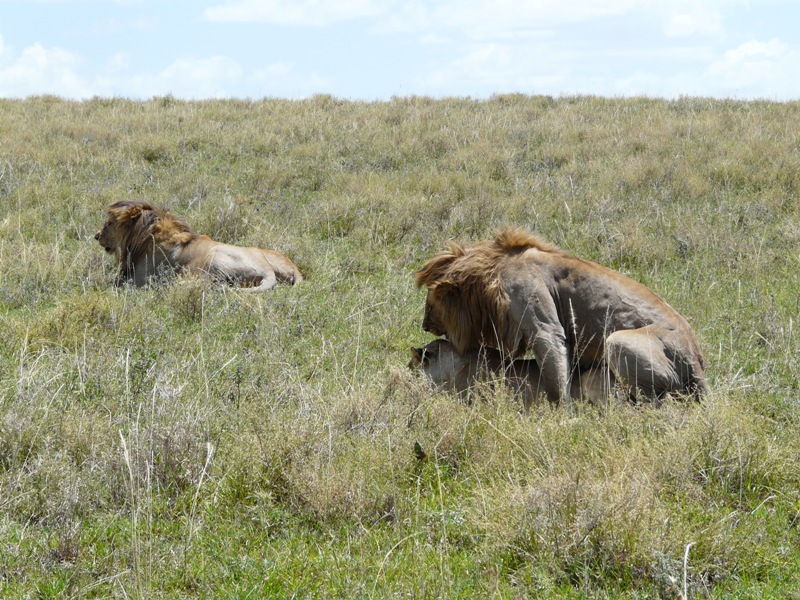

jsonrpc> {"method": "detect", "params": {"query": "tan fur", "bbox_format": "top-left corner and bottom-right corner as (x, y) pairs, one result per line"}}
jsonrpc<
(95, 200), (302, 290)
(409, 339), (612, 411)
(416, 227), (708, 404)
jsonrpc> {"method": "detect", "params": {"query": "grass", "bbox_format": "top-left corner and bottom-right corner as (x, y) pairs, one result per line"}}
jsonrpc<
(1, 93), (799, 597)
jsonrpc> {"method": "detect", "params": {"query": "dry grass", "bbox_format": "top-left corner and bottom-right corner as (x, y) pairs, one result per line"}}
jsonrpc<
(0, 94), (799, 597)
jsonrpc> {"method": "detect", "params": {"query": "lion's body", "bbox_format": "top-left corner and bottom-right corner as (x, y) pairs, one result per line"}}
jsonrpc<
(416, 228), (708, 404)
(409, 339), (612, 410)
(96, 201), (302, 290)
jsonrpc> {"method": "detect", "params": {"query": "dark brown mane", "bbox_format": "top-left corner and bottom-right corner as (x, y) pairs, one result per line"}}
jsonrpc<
(107, 200), (195, 269)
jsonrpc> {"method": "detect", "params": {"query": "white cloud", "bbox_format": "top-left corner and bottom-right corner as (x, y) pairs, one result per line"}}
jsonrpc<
(254, 62), (293, 78)
(105, 52), (130, 74)
(720, 38), (788, 62)
(377, 0), (654, 39)
(247, 62), (330, 98)
(119, 56), (244, 99)
(0, 30), (327, 100)
(203, 0), (386, 27)
(664, 6), (723, 37)
(610, 38), (800, 100)
(418, 39), (575, 96)
(89, 16), (159, 36)
(0, 35), (89, 97)
(706, 39), (796, 96)
(204, 0), (663, 34)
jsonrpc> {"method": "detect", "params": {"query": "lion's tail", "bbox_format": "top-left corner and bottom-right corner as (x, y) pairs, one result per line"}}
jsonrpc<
(683, 352), (710, 400)
(690, 370), (710, 401)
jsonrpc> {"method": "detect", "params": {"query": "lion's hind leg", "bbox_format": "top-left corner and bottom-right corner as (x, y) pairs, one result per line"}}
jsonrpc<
(604, 327), (682, 400)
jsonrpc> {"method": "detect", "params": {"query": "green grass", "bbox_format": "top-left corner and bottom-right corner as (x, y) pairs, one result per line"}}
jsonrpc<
(1, 93), (800, 597)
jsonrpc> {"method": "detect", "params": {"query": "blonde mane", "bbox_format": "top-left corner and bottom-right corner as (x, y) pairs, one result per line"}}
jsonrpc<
(492, 227), (564, 255)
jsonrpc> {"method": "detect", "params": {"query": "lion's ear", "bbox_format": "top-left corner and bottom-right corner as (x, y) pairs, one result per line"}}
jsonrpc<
(430, 279), (459, 301)
(125, 206), (145, 221)
(138, 211), (160, 230)
(409, 347), (426, 369)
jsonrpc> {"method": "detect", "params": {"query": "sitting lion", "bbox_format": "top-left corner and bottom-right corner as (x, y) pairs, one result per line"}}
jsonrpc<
(416, 228), (708, 405)
(95, 200), (302, 290)
(409, 338), (612, 411)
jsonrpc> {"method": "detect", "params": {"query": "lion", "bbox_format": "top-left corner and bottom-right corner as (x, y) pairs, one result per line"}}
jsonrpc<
(409, 338), (613, 411)
(95, 200), (302, 290)
(416, 228), (708, 405)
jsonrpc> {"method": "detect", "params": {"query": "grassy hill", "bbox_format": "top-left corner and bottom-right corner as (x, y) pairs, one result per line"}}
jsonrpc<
(1, 94), (799, 598)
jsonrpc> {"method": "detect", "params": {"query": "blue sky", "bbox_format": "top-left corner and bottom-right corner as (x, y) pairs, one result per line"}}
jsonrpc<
(1, 0), (798, 100)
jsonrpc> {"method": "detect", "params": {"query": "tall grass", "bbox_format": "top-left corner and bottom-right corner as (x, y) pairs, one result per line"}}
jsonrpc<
(1, 94), (799, 597)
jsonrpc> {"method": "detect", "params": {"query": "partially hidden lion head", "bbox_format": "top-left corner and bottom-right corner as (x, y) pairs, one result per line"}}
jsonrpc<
(415, 228), (558, 356)
(409, 338), (472, 377)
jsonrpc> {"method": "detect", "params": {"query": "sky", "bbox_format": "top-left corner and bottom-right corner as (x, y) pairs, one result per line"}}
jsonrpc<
(1, 0), (798, 101)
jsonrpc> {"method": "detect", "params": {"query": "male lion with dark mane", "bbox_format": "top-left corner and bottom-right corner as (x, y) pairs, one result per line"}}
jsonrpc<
(409, 338), (612, 411)
(416, 228), (708, 405)
(95, 200), (302, 290)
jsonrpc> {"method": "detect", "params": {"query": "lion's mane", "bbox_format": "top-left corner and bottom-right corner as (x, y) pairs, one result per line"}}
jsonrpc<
(415, 228), (562, 354)
(105, 201), (194, 278)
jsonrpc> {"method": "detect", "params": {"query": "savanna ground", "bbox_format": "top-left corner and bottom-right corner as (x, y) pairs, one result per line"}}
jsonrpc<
(0, 94), (799, 598)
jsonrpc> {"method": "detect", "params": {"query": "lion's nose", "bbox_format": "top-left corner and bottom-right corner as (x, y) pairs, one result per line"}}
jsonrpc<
(94, 231), (100, 240)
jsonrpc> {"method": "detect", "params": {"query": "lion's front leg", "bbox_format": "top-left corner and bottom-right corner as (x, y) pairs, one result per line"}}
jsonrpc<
(530, 325), (572, 406)
(508, 275), (572, 407)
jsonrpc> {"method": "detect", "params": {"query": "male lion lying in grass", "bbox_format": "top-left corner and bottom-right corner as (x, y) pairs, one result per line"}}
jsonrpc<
(416, 228), (708, 405)
(95, 200), (303, 291)
(409, 339), (612, 411)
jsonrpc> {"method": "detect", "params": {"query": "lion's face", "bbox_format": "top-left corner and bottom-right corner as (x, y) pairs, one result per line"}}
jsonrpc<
(95, 201), (149, 260)
(408, 339), (466, 388)
(421, 289), (448, 336)
(94, 217), (121, 255)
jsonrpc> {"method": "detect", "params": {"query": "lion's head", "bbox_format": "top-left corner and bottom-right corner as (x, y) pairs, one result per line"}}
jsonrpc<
(415, 230), (549, 355)
(409, 338), (477, 385)
(94, 200), (156, 258)
(95, 200), (193, 284)
(415, 228), (566, 356)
